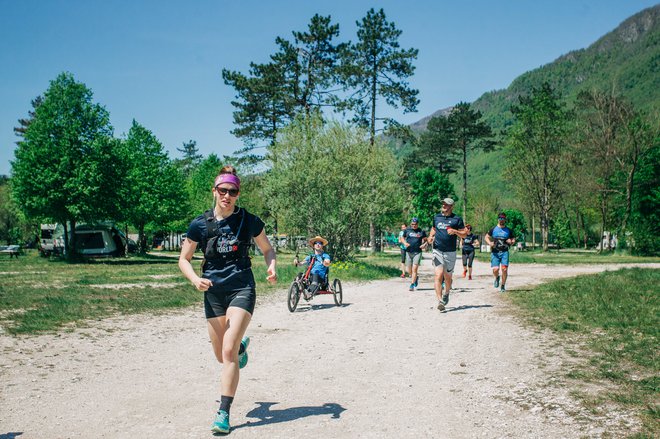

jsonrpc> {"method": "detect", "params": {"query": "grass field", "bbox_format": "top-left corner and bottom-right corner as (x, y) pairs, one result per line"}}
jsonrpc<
(0, 250), (399, 335)
(509, 267), (660, 437)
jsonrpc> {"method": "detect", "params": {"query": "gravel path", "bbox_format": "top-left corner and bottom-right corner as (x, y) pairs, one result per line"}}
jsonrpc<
(1, 259), (657, 439)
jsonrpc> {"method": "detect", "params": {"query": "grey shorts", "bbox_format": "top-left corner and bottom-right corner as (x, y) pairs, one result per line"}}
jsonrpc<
(432, 249), (457, 273)
(405, 251), (422, 267)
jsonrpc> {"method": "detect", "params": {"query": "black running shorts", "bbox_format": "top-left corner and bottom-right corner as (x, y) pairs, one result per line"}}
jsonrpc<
(204, 287), (256, 318)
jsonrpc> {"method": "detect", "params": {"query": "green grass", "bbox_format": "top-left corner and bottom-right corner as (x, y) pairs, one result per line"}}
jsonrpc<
(0, 250), (399, 335)
(509, 268), (660, 436)
(474, 249), (660, 265)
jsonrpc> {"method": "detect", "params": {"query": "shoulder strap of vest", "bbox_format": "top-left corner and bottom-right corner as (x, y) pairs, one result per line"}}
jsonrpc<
(203, 209), (220, 239)
(237, 208), (250, 242)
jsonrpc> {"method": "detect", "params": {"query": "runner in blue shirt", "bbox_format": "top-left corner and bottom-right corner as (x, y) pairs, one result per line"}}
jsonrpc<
(485, 212), (516, 292)
(426, 198), (468, 311)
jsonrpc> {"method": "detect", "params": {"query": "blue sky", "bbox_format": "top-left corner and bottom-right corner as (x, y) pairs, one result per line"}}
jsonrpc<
(1, 0), (657, 175)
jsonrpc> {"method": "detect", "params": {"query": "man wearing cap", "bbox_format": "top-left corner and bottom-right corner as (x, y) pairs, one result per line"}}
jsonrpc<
(298, 235), (331, 297)
(485, 213), (516, 292)
(427, 198), (468, 311)
(402, 218), (428, 291)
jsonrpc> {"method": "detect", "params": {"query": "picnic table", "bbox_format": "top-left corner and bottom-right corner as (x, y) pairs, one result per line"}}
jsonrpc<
(0, 245), (21, 258)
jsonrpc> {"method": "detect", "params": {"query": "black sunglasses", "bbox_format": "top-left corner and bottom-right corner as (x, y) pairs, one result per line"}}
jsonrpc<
(215, 186), (239, 197)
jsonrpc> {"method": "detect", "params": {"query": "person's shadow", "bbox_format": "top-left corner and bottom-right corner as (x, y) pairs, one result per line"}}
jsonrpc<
(230, 401), (346, 431)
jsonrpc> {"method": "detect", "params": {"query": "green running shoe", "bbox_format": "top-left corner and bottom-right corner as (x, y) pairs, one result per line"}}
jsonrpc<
(238, 336), (250, 369)
(212, 409), (230, 434)
(442, 294), (450, 305)
(494, 276), (500, 288)
(500, 285), (506, 293)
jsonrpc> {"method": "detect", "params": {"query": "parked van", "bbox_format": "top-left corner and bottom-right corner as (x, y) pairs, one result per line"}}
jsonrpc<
(39, 224), (57, 256)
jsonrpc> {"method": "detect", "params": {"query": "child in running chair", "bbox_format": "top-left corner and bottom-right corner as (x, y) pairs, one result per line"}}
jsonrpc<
(296, 235), (331, 297)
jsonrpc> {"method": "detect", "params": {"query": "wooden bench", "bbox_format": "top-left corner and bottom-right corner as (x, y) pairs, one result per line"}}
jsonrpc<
(0, 245), (21, 258)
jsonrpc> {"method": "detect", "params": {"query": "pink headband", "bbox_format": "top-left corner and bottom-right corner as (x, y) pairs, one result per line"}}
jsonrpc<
(214, 173), (240, 189)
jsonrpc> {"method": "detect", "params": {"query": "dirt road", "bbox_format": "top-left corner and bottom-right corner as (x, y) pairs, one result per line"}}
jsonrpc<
(1, 260), (657, 438)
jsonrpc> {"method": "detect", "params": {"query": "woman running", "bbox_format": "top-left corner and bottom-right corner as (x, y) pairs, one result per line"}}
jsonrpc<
(461, 224), (479, 280)
(178, 165), (277, 434)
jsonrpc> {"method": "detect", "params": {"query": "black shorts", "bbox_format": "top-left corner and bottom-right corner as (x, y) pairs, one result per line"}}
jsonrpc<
(400, 248), (406, 263)
(204, 287), (256, 318)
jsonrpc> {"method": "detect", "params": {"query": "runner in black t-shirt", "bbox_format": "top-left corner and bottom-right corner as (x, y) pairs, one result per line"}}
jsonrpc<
(402, 217), (428, 291)
(426, 198), (468, 311)
(461, 225), (480, 280)
(179, 166), (277, 434)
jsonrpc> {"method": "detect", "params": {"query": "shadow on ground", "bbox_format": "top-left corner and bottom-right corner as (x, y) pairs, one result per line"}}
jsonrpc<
(443, 304), (494, 313)
(293, 303), (352, 313)
(231, 401), (346, 430)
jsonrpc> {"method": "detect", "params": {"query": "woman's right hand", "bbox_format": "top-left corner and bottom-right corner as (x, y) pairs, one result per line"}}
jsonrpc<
(193, 277), (213, 291)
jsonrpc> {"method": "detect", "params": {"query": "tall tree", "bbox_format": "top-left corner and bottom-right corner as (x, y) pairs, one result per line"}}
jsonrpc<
(176, 139), (202, 177)
(616, 109), (657, 238)
(120, 120), (188, 253)
(505, 83), (571, 251)
(13, 96), (43, 143)
(222, 14), (343, 159)
(446, 102), (495, 221)
(340, 8), (419, 146)
(412, 115), (460, 175)
(222, 60), (295, 153)
(11, 72), (120, 257)
(286, 14), (345, 114)
(575, 90), (632, 251)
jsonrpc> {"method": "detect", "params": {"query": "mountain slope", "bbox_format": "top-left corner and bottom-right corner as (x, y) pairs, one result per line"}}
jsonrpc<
(429, 5), (660, 210)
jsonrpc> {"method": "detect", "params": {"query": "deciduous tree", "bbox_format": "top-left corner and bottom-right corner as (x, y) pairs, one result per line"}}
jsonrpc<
(264, 116), (401, 260)
(120, 121), (188, 253)
(505, 83), (571, 251)
(11, 72), (121, 257)
(409, 167), (455, 229)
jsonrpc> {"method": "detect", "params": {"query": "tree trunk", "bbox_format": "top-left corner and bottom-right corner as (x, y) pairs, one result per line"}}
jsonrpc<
(621, 165), (636, 237)
(138, 223), (146, 254)
(599, 197), (607, 253)
(63, 221), (69, 257)
(370, 72), (377, 146)
(125, 225), (129, 257)
(368, 71), (377, 250)
(541, 213), (549, 252)
(574, 207), (582, 249)
(462, 140), (468, 222)
(531, 216), (536, 250)
(67, 219), (77, 260)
